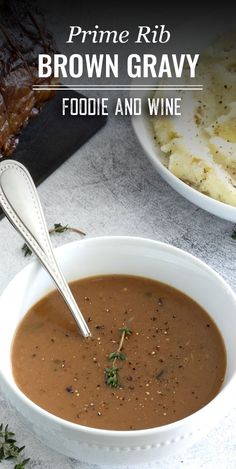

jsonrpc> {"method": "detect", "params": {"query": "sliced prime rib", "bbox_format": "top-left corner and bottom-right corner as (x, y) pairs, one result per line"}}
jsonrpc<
(0, 0), (57, 157)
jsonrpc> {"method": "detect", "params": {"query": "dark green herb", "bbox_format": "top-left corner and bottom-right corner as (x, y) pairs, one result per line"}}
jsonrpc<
(109, 351), (126, 361)
(104, 367), (119, 388)
(231, 229), (236, 240)
(50, 223), (69, 234)
(49, 223), (85, 236)
(22, 243), (32, 257)
(0, 424), (30, 468)
(21, 223), (86, 256)
(105, 327), (132, 388)
(119, 326), (132, 336)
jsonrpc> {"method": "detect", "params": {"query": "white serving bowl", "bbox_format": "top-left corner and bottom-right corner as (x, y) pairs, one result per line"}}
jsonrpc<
(132, 110), (236, 222)
(0, 236), (236, 465)
(131, 15), (236, 222)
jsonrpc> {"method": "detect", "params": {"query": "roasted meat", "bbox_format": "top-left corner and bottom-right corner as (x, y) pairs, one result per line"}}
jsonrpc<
(0, 0), (57, 157)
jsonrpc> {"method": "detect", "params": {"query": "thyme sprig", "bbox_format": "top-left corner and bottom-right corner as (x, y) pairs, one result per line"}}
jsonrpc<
(104, 326), (132, 388)
(49, 223), (85, 236)
(0, 424), (30, 468)
(22, 222), (86, 257)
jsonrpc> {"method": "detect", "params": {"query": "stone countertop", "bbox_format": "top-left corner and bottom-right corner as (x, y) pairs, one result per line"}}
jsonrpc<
(1, 107), (236, 469)
(1, 4), (236, 468)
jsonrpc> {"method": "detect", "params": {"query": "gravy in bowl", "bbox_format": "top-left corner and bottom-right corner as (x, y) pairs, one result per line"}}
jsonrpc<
(12, 275), (226, 430)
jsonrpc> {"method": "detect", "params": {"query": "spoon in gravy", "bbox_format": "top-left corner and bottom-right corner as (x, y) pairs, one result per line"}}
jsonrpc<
(0, 160), (91, 338)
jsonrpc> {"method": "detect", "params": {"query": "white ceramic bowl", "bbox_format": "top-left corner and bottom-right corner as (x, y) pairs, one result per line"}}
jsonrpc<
(131, 110), (236, 222)
(131, 16), (236, 222)
(0, 236), (236, 465)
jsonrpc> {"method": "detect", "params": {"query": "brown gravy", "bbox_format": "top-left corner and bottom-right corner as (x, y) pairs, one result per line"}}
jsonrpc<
(12, 275), (226, 430)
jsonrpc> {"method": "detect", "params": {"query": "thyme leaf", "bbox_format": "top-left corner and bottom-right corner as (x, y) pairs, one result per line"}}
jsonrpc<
(104, 367), (119, 388)
(50, 223), (69, 233)
(231, 229), (236, 240)
(119, 326), (132, 336)
(0, 424), (30, 468)
(22, 243), (32, 257)
(108, 351), (126, 361)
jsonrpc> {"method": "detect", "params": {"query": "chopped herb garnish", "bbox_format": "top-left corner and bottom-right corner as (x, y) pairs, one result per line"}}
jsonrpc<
(0, 423), (30, 468)
(21, 223), (86, 256)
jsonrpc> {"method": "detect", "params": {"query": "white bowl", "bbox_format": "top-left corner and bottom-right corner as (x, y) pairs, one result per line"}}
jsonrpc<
(131, 16), (236, 222)
(131, 110), (236, 222)
(0, 236), (236, 465)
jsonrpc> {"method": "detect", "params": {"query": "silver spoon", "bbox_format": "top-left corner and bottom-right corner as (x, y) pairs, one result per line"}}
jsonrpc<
(0, 159), (91, 338)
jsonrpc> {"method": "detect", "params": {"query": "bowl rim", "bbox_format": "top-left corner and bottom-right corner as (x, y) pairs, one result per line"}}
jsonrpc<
(1, 235), (236, 437)
(131, 98), (236, 222)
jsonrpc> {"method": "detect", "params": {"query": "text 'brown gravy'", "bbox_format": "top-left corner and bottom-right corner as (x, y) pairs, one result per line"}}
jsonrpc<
(12, 275), (226, 430)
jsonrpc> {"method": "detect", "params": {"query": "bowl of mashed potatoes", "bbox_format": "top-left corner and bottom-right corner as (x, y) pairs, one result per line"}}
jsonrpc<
(132, 28), (236, 221)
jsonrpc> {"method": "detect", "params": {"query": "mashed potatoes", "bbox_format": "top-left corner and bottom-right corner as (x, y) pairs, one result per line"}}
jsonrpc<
(152, 31), (236, 206)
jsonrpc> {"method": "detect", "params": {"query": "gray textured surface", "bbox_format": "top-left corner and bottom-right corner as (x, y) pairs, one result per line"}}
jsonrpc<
(1, 104), (236, 469)
(1, 5), (236, 468)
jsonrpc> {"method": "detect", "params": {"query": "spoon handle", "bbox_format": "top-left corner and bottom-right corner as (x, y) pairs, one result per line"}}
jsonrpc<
(0, 160), (91, 338)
